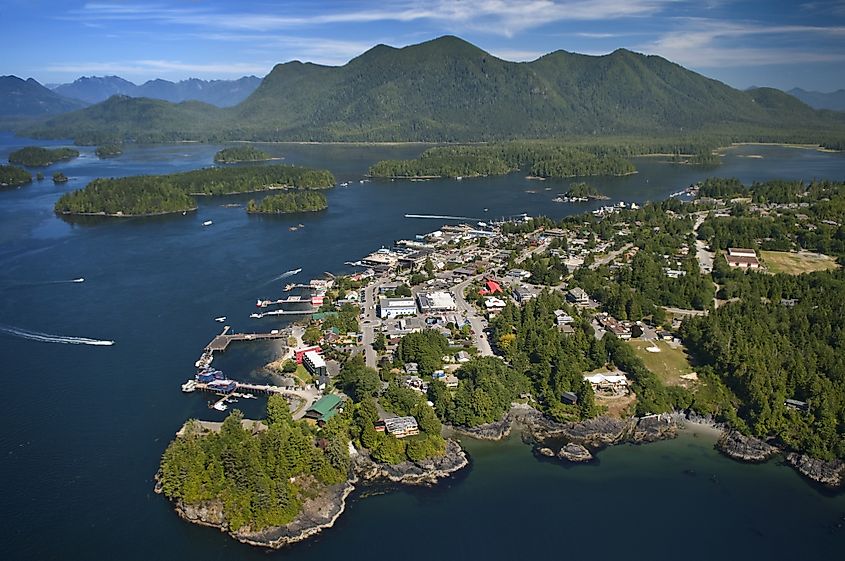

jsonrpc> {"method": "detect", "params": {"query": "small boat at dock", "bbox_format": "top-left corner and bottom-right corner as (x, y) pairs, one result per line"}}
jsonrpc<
(212, 401), (228, 411)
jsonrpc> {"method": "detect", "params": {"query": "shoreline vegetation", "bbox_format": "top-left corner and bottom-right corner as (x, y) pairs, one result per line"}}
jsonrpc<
(95, 144), (123, 158)
(246, 191), (327, 214)
(54, 164), (335, 217)
(214, 146), (272, 164)
(9, 146), (79, 167)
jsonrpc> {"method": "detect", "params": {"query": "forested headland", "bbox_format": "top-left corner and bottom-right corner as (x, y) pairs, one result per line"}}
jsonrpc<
(95, 144), (123, 158)
(55, 164), (335, 216)
(0, 164), (32, 187)
(214, 146), (272, 164)
(246, 191), (327, 214)
(9, 146), (79, 167)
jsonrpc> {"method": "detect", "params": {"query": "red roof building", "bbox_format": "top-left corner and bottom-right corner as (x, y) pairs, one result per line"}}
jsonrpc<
(479, 279), (503, 296)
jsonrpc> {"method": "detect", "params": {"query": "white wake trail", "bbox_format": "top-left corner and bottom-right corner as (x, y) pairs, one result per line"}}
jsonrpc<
(0, 324), (114, 346)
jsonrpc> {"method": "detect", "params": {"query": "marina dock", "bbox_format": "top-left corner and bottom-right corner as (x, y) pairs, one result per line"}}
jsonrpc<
(250, 308), (316, 319)
(205, 326), (287, 352)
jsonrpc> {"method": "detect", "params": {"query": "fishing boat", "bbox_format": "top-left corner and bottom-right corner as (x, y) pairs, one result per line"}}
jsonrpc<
(72, 278), (85, 283)
(214, 316), (226, 322)
(202, 220), (213, 226)
(289, 226), (299, 231)
(212, 401), (228, 412)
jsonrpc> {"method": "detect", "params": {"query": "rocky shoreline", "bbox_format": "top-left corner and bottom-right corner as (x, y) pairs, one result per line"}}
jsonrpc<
(159, 438), (468, 549)
(716, 430), (779, 462)
(785, 453), (845, 488)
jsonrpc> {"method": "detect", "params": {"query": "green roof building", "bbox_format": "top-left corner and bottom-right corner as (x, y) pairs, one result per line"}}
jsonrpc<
(305, 394), (343, 424)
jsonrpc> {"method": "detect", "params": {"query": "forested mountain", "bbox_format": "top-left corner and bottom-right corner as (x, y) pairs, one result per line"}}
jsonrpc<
(52, 75), (262, 107)
(787, 88), (845, 112)
(0, 76), (87, 118)
(24, 36), (845, 143)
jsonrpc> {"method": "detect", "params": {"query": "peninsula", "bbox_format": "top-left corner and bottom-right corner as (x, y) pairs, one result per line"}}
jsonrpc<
(54, 164), (335, 217)
(95, 144), (123, 158)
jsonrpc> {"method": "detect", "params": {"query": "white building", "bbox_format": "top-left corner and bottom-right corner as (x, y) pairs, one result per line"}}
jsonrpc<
(379, 297), (418, 319)
(725, 247), (760, 269)
(417, 291), (457, 313)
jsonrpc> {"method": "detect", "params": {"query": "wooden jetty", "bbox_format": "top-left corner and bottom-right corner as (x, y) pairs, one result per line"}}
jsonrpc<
(250, 308), (315, 319)
(205, 325), (287, 353)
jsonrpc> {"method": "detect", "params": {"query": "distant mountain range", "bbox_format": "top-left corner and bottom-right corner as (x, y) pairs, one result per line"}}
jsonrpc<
(19, 36), (845, 143)
(51, 75), (262, 107)
(0, 76), (87, 118)
(786, 88), (845, 112)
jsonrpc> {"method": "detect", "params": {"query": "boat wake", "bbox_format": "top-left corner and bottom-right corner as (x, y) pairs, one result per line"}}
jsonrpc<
(0, 324), (114, 346)
(258, 268), (302, 287)
(405, 214), (479, 221)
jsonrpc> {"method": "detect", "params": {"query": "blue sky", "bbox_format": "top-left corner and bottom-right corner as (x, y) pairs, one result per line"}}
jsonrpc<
(2, 0), (845, 91)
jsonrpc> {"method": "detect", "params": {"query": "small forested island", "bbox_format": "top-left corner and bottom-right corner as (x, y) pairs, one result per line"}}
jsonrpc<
(369, 142), (636, 180)
(670, 150), (721, 166)
(8, 146), (79, 167)
(55, 164), (335, 216)
(564, 182), (609, 200)
(214, 146), (272, 164)
(0, 164), (32, 188)
(247, 191), (327, 214)
(95, 144), (123, 158)
(52, 172), (68, 184)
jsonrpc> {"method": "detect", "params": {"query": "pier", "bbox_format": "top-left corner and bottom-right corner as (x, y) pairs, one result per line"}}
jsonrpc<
(205, 326), (287, 352)
(250, 308), (316, 319)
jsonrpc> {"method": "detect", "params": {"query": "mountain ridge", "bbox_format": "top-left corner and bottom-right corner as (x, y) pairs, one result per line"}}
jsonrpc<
(23, 35), (845, 144)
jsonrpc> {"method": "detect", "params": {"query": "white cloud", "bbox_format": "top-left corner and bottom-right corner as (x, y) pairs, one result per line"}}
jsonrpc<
(44, 59), (272, 77)
(73, 1), (681, 37)
(640, 19), (845, 67)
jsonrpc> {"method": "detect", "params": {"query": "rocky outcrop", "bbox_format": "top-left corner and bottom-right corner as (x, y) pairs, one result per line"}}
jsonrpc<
(452, 404), (544, 441)
(557, 442), (593, 463)
(631, 415), (679, 443)
(168, 481), (355, 549)
(786, 453), (845, 488)
(716, 430), (778, 462)
(354, 439), (469, 485)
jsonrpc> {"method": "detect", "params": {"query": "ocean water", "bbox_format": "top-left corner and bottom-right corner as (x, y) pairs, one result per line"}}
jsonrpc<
(1, 133), (844, 559)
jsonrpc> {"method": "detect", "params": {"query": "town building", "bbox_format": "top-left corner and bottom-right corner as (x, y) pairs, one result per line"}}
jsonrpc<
(567, 287), (590, 304)
(379, 297), (418, 319)
(303, 350), (328, 389)
(725, 247), (760, 269)
(506, 268), (532, 280)
(305, 394), (343, 425)
(417, 290), (457, 313)
(294, 345), (322, 364)
(512, 285), (537, 304)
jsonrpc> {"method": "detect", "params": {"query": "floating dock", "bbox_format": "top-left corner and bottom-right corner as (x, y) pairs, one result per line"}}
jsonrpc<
(205, 325), (287, 352)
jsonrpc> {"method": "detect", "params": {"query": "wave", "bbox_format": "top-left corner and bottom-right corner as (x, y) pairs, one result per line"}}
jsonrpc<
(0, 324), (114, 346)
(5, 278), (85, 289)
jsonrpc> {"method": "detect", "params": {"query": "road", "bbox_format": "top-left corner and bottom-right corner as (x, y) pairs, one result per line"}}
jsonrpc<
(452, 276), (494, 357)
(693, 214), (714, 274)
(589, 243), (633, 270)
(359, 277), (384, 369)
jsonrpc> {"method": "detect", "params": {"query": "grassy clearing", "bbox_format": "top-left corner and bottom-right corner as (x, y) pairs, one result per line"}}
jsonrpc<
(293, 364), (313, 385)
(628, 339), (695, 386)
(760, 250), (839, 275)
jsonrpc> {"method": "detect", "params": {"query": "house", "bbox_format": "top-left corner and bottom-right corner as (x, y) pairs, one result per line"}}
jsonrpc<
(559, 324), (576, 335)
(401, 375), (428, 392)
(584, 372), (630, 395)
(382, 416), (420, 438)
(785, 398), (809, 412)
(567, 287), (590, 305)
(479, 279), (503, 295)
(506, 268), (532, 280)
(404, 362), (419, 375)
(379, 297), (418, 319)
(443, 375), (460, 388)
(305, 394), (343, 425)
(562, 391), (578, 405)
(512, 285), (537, 304)
(455, 350), (471, 363)
(484, 296), (507, 312)
(417, 291), (457, 313)
(725, 248), (760, 269)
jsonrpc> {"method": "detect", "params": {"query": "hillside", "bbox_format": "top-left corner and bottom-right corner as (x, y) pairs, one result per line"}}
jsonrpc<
(52, 75), (262, 107)
(23, 36), (845, 143)
(787, 88), (845, 112)
(0, 76), (87, 118)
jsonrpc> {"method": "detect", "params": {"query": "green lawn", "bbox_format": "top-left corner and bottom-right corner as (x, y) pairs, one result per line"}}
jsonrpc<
(628, 339), (695, 386)
(293, 364), (313, 385)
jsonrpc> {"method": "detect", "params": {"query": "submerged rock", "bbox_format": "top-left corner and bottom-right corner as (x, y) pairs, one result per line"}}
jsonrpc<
(558, 442), (593, 463)
(717, 430), (778, 462)
(786, 453), (845, 488)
